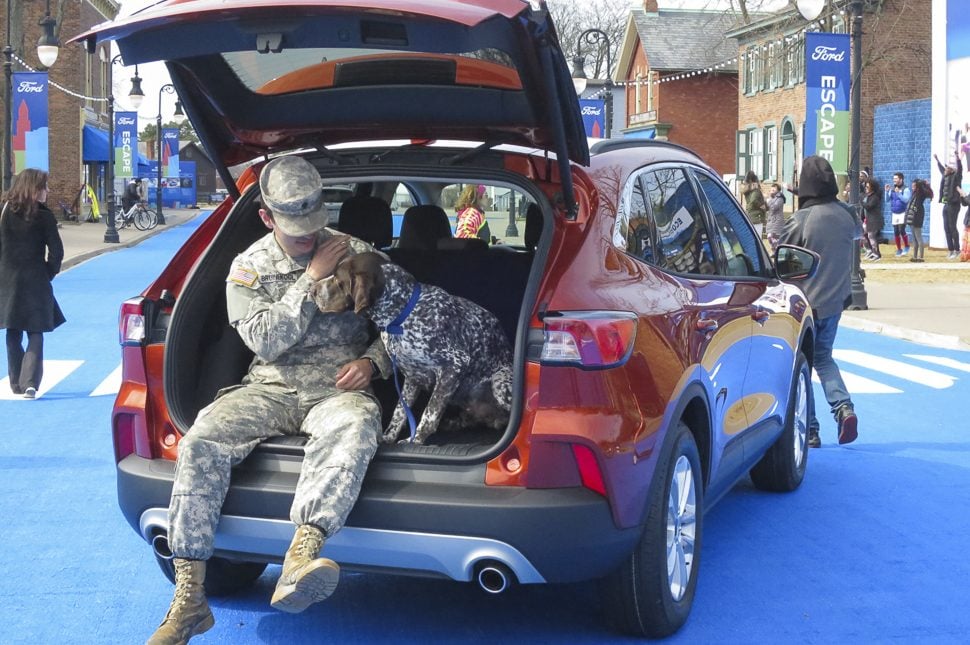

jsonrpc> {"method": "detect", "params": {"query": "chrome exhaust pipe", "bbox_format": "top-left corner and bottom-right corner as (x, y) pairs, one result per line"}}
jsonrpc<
(476, 560), (515, 594)
(151, 533), (174, 561)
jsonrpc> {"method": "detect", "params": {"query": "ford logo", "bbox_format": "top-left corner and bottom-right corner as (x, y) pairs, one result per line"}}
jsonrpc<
(118, 117), (136, 125)
(581, 106), (602, 116)
(17, 81), (44, 93)
(811, 45), (845, 62)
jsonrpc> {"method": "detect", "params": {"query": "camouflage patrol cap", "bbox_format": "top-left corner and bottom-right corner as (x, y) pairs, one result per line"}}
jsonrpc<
(259, 156), (329, 236)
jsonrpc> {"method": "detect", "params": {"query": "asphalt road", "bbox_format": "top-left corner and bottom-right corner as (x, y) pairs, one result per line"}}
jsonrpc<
(1, 217), (968, 643)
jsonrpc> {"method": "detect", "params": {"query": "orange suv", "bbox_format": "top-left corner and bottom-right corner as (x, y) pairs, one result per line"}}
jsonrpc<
(78, 0), (818, 636)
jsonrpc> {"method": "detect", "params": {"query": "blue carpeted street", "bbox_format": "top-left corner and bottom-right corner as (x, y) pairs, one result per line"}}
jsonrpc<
(1, 215), (969, 643)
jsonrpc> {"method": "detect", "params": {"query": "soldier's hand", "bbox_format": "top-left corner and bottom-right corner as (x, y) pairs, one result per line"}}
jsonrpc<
(335, 358), (373, 391)
(307, 235), (350, 281)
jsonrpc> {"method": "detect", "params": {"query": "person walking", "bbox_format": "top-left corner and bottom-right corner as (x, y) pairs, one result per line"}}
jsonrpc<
(935, 152), (963, 259)
(0, 168), (66, 399)
(905, 178), (932, 263)
(147, 156), (391, 644)
(765, 182), (786, 252)
(885, 172), (911, 257)
(779, 155), (859, 449)
(741, 171), (767, 238)
(454, 184), (491, 242)
(862, 177), (884, 261)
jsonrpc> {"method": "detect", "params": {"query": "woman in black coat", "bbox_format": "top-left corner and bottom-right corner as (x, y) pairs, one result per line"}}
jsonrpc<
(862, 177), (884, 261)
(0, 168), (66, 398)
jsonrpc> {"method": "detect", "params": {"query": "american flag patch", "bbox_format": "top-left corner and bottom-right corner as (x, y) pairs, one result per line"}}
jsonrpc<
(228, 266), (259, 287)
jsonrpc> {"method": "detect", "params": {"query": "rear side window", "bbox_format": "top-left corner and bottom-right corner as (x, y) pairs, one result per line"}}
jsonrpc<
(616, 176), (658, 263)
(642, 168), (716, 275)
(695, 172), (764, 277)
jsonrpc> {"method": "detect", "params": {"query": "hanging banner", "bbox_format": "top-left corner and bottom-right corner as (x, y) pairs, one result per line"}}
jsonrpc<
(114, 111), (138, 178)
(804, 32), (850, 174)
(11, 72), (49, 174)
(162, 128), (180, 179)
(580, 99), (606, 138)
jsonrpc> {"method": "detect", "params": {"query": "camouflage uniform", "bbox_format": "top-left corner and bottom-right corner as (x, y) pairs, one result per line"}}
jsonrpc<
(168, 229), (390, 561)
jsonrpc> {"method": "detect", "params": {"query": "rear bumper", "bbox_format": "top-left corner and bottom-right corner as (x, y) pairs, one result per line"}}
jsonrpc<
(118, 453), (641, 584)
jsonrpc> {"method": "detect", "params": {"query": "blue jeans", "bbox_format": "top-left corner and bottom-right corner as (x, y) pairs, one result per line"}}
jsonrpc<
(809, 313), (851, 432)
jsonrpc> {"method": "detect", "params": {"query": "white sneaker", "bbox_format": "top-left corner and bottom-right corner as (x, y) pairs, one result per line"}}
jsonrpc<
(23, 387), (37, 399)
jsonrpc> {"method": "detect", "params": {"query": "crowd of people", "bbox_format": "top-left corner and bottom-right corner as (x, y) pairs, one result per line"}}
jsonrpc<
(741, 150), (970, 263)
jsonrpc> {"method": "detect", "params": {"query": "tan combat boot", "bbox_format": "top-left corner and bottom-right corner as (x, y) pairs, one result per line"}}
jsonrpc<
(146, 558), (214, 645)
(270, 524), (340, 613)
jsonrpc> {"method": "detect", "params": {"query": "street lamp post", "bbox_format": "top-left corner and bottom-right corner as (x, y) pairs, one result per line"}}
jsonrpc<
(571, 29), (614, 139)
(155, 84), (185, 225)
(505, 189), (517, 238)
(3, 0), (59, 191)
(796, 0), (867, 310)
(100, 52), (142, 243)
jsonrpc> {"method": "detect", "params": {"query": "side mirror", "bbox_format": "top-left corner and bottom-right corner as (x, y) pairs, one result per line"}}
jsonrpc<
(774, 244), (820, 281)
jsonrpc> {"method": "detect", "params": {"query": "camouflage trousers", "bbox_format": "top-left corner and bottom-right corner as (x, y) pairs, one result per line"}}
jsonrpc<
(168, 383), (381, 560)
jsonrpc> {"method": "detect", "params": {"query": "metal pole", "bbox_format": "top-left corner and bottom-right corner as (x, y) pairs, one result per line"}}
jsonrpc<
(156, 110), (164, 224)
(847, 0), (867, 310)
(103, 93), (119, 242)
(3, 0), (12, 192)
(505, 189), (517, 237)
(577, 28), (613, 139)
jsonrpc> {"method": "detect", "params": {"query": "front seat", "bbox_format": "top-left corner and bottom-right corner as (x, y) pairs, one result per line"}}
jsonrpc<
(338, 196), (392, 249)
(397, 204), (453, 251)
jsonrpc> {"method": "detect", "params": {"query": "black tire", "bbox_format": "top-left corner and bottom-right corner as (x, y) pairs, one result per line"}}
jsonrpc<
(750, 351), (811, 492)
(601, 420), (704, 638)
(156, 553), (267, 597)
(134, 207), (158, 231)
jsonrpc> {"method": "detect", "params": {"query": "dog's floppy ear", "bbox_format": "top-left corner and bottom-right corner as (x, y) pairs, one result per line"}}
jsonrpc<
(350, 252), (386, 314)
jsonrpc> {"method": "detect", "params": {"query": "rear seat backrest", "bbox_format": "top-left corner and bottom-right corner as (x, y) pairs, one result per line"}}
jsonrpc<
(338, 195), (393, 248)
(398, 204), (452, 250)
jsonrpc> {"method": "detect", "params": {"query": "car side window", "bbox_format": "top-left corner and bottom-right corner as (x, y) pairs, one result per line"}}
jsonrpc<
(642, 168), (716, 275)
(694, 172), (764, 277)
(615, 176), (657, 263)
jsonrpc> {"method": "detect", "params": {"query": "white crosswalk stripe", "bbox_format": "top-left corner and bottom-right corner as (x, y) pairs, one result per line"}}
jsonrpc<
(0, 360), (84, 400)
(812, 370), (902, 394)
(905, 355), (970, 374)
(91, 364), (122, 397)
(833, 350), (957, 390)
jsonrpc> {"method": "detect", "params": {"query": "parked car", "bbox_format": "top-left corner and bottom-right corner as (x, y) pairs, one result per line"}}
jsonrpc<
(76, 0), (819, 637)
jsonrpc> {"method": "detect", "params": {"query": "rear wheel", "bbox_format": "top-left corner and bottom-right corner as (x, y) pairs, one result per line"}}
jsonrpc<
(156, 553), (267, 596)
(601, 420), (703, 637)
(749, 351), (811, 492)
(134, 207), (158, 230)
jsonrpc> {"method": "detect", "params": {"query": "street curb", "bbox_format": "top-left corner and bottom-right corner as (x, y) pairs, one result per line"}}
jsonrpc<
(841, 314), (970, 352)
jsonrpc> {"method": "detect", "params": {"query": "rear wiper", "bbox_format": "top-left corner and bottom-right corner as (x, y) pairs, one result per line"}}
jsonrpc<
(316, 145), (354, 165)
(441, 141), (497, 165)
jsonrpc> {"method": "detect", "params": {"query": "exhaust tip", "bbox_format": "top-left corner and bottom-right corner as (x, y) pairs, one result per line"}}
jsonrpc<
(151, 533), (174, 561)
(476, 561), (515, 594)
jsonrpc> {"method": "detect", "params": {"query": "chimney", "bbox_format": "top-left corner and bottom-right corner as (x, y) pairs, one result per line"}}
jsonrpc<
(643, 0), (659, 11)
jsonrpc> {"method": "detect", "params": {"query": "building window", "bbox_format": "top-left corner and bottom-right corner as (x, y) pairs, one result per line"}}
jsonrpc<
(749, 128), (764, 179)
(647, 71), (655, 112)
(767, 42), (778, 89)
(765, 125), (777, 180)
(745, 48), (758, 95)
(635, 71), (643, 113)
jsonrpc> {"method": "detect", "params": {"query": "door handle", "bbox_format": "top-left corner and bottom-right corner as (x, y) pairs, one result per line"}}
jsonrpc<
(695, 317), (719, 332)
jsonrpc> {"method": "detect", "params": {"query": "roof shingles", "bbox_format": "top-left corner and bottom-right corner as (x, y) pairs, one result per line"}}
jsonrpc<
(633, 9), (742, 72)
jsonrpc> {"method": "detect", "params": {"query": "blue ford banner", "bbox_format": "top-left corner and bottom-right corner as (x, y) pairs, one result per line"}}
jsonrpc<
(162, 128), (180, 178)
(114, 111), (138, 178)
(580, 99), (606, 138)
(804, 32), (850, 174)
(11, 72), (49, 173)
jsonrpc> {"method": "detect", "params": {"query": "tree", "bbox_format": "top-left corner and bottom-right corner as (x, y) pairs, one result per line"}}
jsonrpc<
(139, 120), (200, 145)
(548, 0), (628, 79)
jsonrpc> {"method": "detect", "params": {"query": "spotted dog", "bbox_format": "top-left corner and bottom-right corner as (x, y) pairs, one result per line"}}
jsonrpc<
(311, 252), (512, 444)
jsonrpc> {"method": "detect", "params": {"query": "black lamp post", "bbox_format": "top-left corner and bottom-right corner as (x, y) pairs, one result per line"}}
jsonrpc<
(571, 28), (614, 139)
(3, 0), (59, 191)
(505, 189), (517, 238)
(100, 51), (143, 243)
(155, 84), (185, 225)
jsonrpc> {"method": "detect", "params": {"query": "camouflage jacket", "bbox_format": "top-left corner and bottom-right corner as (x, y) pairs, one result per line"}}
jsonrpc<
(226, 228), (390, 398)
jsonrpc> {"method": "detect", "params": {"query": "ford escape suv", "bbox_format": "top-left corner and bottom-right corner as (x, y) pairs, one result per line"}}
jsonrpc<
(75, 0), (818, 637)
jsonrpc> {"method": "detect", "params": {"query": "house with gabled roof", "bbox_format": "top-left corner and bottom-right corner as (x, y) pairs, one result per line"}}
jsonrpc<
(614, 0), (747, 175)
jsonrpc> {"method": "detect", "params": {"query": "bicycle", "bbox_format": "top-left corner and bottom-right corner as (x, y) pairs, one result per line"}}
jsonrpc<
(115, 201), (158, 231)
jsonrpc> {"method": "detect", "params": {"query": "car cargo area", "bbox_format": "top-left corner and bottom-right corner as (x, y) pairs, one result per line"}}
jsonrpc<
(164, 167), (544, 460)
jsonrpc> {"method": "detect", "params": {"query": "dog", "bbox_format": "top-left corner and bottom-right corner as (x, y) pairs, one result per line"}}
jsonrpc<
(311, 252), (512, 444)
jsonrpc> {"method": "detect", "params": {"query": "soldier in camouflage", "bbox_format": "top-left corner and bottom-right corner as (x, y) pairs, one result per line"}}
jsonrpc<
(149, 155), (391, 645)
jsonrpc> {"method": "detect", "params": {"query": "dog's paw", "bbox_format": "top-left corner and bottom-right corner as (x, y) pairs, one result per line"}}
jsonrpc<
(381, 428), (402, 444)
(398, 436), (424, 445)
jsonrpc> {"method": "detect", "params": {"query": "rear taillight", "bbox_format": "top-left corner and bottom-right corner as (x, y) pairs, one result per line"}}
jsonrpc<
(540, 311), (637, 368)
(119, 298), (146, 346)
(114, 412), (135, 462)
(571, 444), (607, 496)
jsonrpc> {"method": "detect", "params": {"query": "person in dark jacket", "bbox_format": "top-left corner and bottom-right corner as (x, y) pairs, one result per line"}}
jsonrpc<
(0, 168), (66, 398)
(905, 179), (933, 263)
(861, 177), (884, 261)
(779, 155), (860, 448)
(935, 152), (963, 258)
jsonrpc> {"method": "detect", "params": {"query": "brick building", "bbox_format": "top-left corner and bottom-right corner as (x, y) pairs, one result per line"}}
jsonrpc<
(1, 0), (120, 211)
(728, 0), (932, 209)
(614, 0), (743, 175)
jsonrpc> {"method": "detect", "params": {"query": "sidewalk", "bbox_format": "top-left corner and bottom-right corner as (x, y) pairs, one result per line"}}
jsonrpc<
(59, 207), (206, 270)
(57, 213), (969, 351)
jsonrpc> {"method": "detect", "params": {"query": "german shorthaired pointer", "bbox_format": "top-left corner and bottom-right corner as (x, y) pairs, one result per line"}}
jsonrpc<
(311, 252), (512, 444)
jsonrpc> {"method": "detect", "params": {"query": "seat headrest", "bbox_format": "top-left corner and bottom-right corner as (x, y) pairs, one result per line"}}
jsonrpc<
(338, 196), (392, 249)
(398, 204), (452, 250)
(523, 203), (542, 252)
